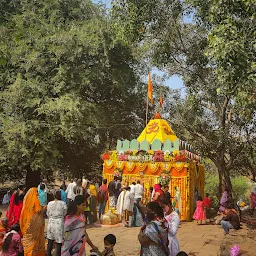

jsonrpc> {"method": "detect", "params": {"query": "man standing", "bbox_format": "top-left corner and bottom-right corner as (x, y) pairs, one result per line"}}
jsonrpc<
(65, 178), (77, 202)
(134, 181), (144, 205)
(108, 177), (117, 208)
(116, 187), (134, 226)
(98, 179), (108, 219)
(130, 182), (136, 195)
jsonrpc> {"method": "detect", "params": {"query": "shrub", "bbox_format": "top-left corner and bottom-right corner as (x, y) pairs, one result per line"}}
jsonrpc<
(205, 173), (251, 207)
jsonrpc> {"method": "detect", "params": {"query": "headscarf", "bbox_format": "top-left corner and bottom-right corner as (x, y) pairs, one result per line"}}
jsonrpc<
(154, 184), (161, 192)
(20, 187), (45, 256)
(20, 188), (42, 235)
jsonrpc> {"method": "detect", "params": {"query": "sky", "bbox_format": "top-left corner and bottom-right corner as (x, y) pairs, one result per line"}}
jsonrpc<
(92, 0), (188, 92)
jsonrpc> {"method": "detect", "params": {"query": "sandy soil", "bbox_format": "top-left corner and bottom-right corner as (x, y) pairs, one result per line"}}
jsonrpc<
(1, 204), (255, 256)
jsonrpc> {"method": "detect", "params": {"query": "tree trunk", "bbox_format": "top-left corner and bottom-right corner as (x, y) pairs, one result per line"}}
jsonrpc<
(25, 166), (41, 190)
(216, 162), (232, 199)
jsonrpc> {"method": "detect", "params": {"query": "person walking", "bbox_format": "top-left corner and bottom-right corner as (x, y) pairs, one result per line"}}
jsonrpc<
(46, 190), (67, 256)
(134, 181), (144, 205)
(98, 179), (108, 220)
(61, 195), (98, 255)
(193, 196), (206, 225)
(20, 187), (45, 256)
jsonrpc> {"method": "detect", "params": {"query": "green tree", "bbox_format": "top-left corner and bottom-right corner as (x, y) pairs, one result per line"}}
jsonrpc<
(112, 0), (256, 196)
(0, 0), (145, 187)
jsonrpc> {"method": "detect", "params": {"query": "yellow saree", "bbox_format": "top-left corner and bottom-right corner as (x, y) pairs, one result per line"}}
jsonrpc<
(20, 187), (45, 256)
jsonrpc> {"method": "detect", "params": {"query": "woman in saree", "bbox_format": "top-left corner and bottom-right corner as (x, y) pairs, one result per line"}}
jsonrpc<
(152, 184), (163, 203)
(20, 187), (45, 256)
(61, 195), (98, 256)
(7, 185), (26, 226)
(138, 202), (168, 256)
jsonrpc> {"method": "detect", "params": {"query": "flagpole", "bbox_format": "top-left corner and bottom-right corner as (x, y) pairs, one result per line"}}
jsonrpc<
(146, 92), (149, 124)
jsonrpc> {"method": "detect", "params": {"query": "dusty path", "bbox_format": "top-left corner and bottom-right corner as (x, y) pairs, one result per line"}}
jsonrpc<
(86, 222), (256, 256)
(1, 204), (255, 255)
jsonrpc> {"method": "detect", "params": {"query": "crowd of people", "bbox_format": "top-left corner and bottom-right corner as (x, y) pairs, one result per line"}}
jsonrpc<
(0, 176), (255, 256)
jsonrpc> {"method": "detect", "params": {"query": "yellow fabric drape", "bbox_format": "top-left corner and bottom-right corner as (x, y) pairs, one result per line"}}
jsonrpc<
(20, 188), (45, 256)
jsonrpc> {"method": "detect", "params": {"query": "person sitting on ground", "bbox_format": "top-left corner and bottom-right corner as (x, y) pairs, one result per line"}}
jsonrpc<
(90, 234), (116, 256)
(220, 204), (241, 235)
(0, 223), (23, 256)
(203, 193), (212, 221)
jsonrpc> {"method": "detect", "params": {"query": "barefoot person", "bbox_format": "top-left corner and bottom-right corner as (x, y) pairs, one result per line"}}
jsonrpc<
(46, 190), (67, 256)
(61, 195), (98, 255)
(193, 196), (206, 224)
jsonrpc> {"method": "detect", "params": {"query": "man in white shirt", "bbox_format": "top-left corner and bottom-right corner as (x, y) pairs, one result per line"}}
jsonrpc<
(65, 178), (77, 202)
(134, 180), (144, 205)
(130, 182), (136, 195)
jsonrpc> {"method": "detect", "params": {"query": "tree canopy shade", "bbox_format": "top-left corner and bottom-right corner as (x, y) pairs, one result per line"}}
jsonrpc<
(112, 0), (256, 195)
(0, 0), (146, 187)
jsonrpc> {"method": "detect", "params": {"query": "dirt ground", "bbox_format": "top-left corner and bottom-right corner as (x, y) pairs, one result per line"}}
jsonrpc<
(85, 222), (256, 256)
(1, 204), (255, 256)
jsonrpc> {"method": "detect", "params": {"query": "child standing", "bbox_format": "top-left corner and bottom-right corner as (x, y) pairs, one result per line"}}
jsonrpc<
(193, 196), (206, 224)
(90, 234), (116, 256)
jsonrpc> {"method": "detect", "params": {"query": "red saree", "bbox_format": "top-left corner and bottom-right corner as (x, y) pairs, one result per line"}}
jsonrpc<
(6, 194), (23, 226)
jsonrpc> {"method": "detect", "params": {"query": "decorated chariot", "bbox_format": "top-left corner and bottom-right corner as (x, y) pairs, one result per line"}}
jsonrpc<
(102, 113), (204, 221)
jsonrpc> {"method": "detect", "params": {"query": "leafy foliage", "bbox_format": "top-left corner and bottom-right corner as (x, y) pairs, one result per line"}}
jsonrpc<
(112, 0), (256, 195)
(0, 0), (146, 183)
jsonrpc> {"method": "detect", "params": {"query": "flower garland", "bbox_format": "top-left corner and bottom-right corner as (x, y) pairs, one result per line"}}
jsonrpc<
(149, 162), (159, 174)
(160, 170), (171, 186)
(126, 161), (136, 172)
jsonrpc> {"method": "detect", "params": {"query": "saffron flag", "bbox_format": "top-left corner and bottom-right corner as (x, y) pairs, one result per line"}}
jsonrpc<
(159, 95), (163, 108)
(148, 72), (153, 104)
